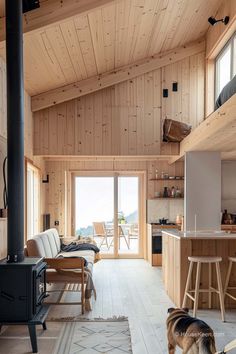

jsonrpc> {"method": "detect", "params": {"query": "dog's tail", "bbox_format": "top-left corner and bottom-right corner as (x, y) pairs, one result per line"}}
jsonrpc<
(198, 335), (217, 354)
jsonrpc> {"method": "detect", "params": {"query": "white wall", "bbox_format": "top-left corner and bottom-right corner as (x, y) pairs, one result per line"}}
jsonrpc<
(222, 161), (236, 213)
(147, 199), (184, 223)
(185, 152), (221, 231)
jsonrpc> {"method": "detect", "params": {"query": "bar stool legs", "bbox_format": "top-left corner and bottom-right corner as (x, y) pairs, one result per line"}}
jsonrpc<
(215, 262), (225, 322)
(182, 261), (194, 308)
(193, 262), (201, 318)
(182, 257), (225, 321)
(208, 263), (212, 309)
(224, 257), (236, 303)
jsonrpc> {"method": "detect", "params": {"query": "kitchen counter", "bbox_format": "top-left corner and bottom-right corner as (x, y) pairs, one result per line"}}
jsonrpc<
(162, 229), (236, 239)
(162, 229), (236, 309)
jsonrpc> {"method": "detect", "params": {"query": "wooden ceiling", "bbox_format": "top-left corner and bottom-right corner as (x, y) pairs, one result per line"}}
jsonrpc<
(0, 0), (222, 96)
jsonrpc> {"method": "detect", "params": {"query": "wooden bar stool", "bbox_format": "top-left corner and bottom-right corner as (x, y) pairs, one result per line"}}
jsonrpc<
(182, 256), (225, 321)
(224, 257), (236, 302)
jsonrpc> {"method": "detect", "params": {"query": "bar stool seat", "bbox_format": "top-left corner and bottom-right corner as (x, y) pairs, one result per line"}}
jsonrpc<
(182, 256), (225, 321)
(224, 257), (236, 304)
(188, 256), (222, 263)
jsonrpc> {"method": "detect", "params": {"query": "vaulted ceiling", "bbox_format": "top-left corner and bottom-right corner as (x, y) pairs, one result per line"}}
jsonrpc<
(0, 0), (222, 96)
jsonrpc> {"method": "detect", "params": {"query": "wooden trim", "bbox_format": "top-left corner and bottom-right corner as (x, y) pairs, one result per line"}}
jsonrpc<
(0, 0), (115, 43)
(65, 170), (72, 237)
(45, 257), (84, 269)
(205, 59), (215, 117)
(24, 159), (41, 241)
(42, 155), (179, 162)
(114, 173), (118, 258)
(169, 93), (236, 164)
(31, 38), (205, 111)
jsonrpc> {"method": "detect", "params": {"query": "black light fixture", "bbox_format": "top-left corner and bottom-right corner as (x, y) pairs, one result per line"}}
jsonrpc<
(23, 0), (40, 14)
(208, 16), (229, 26)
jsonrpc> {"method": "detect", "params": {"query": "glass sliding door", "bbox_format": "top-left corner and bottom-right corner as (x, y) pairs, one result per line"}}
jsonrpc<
(117, 176), (139, 255)
(75, 176), (114, 255)
(73, 173), (142, 258)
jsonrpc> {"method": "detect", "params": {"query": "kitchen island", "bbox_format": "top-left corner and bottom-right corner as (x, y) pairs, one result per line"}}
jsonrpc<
(162, 230), (236, 309)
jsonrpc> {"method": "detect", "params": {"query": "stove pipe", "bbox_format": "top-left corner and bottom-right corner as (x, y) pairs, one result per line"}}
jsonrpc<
(6, 0), (25, 262)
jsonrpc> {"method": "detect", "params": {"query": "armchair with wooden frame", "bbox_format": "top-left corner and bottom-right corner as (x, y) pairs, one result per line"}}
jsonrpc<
(45, 257), (86, 314)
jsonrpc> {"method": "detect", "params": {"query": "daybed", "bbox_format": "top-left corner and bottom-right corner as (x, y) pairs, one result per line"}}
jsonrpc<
(25, 228), (99, 313)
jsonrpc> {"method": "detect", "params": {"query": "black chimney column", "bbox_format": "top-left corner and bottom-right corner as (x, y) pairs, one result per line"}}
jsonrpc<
(6, 0), (25, 262)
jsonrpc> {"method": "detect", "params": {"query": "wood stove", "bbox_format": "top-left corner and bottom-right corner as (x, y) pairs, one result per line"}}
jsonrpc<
(0, 258), (47, 322)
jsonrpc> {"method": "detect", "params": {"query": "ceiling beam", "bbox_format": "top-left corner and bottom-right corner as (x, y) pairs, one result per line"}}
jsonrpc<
(0, 0), (116, 42)
(169, 94), (236, 164)
(31, 38), (205, 112)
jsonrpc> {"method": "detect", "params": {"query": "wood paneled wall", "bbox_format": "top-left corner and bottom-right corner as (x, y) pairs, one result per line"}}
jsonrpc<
(0, 57), (45, 259)
(44, 158), (184, 236)
(34, 52), (205, 157)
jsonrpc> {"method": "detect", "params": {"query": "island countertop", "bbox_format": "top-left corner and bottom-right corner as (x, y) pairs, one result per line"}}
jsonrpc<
(162, 229), (236, 310)
(162, 229), (236, 239)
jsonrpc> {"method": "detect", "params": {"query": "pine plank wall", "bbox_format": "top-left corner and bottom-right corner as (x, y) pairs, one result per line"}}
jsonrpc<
(33, 52), (204, 236)
(34, 52), (205, 156)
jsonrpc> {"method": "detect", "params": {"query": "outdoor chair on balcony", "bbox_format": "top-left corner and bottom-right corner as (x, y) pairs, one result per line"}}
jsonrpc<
(93, 222), (113, 249)
(128, 223), (139, 246)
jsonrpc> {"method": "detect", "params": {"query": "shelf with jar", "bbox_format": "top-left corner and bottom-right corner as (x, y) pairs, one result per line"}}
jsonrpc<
(150, 169), (184, 181)
(150, 197), (184, 200)
(149, 178), (184, 181)
(152, 186), (184, 199)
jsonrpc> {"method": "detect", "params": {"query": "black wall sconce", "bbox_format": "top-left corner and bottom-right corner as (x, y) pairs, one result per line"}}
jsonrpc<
(42, 174), (49, 183)
(163, 89), (168, 98)
(208, 16), (229, 26)
(172, 82), (178, 92)
(23, 0), (40, 13)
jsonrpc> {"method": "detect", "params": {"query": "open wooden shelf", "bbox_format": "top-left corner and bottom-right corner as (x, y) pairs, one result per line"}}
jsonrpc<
(149, 178), (184, 181)
(150, 197), (184, 200)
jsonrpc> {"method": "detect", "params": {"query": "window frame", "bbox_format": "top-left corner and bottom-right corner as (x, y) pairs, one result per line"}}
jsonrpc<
(215, 32), (236, 100)
(25, 159), (41, 241)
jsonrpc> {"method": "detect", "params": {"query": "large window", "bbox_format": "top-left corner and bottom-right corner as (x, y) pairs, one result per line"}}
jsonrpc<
(26, 162), (40, 240)
(215, 33), (236, 98)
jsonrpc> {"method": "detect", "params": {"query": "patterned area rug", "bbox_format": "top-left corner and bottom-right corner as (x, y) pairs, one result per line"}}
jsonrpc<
(53, 318), (133, 354)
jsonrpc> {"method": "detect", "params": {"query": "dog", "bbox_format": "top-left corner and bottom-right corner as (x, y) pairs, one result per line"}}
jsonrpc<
(166, 308), (216, 354)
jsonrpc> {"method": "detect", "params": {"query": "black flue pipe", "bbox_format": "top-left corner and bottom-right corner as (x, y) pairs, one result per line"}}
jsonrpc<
(6, 0), (25, 262)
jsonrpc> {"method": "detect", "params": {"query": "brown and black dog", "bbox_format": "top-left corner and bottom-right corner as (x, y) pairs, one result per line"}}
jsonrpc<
(167, 308), (217, 354)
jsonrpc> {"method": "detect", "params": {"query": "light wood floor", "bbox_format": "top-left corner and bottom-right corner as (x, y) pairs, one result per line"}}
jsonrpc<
(0, 259), (236, 354)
